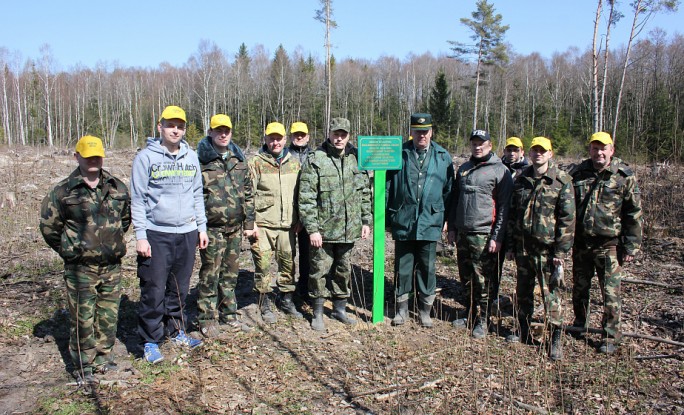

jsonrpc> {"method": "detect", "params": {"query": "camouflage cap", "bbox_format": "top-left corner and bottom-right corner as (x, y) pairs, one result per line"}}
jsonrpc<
(330, 117), (350, 132)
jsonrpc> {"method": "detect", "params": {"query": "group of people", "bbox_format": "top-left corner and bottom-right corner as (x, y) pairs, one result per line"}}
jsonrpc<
(39, 105), (641, 384)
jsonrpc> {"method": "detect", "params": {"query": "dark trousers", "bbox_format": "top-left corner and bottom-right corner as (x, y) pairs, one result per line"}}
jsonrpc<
(137, 229), (198, 344)
(394, 240), (437, 300)
(295, 228), (310, 296)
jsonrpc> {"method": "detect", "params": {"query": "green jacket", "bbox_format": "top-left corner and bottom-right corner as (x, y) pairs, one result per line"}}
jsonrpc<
(249, 146), (300, 229)
(298, 140), (372, 243)
(571, 157), (642, 255)
(386, 141), (454, 241)
(507, 161), (576, 259)
(197, 136), (255, 232)
(40, 168), (130, 265)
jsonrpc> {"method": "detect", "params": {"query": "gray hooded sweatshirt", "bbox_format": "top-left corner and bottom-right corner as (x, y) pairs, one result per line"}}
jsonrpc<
(130, 137), (207, 240)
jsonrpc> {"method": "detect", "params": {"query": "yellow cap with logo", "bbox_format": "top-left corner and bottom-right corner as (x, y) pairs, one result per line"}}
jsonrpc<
(290, 122), (308, 134)
(530, 136), (552, 151)
(210, 114), (232, 129)
(505, 137), (523, 149)
(589, 131), (613, 145)
(265, 122), (286, 136)
(159, 105), (186, 122)
(75, 135), (105, 158)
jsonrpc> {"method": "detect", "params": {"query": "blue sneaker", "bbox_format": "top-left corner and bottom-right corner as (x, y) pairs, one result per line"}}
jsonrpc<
(144, 343), (164, 364)
(171, 330), (203, 349)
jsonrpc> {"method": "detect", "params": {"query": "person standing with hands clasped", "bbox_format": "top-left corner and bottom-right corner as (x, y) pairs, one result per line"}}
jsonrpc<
(40, 135), (130, 383)
(386, 113), (454, 328)
(298, 117), (372, 331)
(505, 137), (575, 361)
(131, 105), (208, 364)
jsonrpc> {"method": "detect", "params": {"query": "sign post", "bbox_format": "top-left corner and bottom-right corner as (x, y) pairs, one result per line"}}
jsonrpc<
(357, 136), (402, 324)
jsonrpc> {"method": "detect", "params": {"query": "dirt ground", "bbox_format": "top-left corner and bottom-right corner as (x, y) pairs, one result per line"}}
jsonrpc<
(0, 147), (682, 414)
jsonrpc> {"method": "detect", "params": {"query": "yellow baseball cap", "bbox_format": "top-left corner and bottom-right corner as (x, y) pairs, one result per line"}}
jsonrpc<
(530, 136), (552, 151)
(290, 122), (309, 134)
(589, 131), (613, 145)
(159, 105), (186, 122)
(75, 135), (105, 158)
(210, 114), (232, 129)
(505, 137), (523, 149)
(265, 122), (286, 136)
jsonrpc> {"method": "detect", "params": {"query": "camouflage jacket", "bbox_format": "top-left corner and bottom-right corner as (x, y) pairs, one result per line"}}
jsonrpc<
(197, 136), (255, 232)
(298, 140), (372, 243)
(506, 161), (576, 258)
(571, 157), (642, 255)
(248, 146), (300, 229)
(40, 168), (131, 265)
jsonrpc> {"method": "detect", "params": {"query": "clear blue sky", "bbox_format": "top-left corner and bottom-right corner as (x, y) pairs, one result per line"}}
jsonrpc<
(1, 0), (682, 70)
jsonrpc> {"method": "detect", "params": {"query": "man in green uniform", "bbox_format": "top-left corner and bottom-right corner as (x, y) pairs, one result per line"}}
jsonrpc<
(386, 113), (454, 328)
(40, 135), (130, 383)
(298, 117), (372, 331)
(196, 114), (255, 337)
(505, 136), (575, 360)
(571, 132), (642, 354)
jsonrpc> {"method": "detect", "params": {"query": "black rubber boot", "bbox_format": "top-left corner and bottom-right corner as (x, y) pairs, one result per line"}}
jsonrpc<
(391, 299), (409, 326)
(280, 293), (303, 319)
(506, 316), (531, 344)
(260, 293), (277, 324)
(418, 295), (435, 328)
(331, 298), (356, 325)
(311, 298), (326, 331)
(472, 316), (487, 339)
(549, 326), (563, 361)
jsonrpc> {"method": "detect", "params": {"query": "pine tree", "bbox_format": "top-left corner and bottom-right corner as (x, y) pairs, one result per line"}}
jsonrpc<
(428, 70), (451, 138)
(448, 0), (509, 130)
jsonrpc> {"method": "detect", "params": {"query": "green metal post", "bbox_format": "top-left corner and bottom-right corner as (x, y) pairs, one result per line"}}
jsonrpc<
(372, 170), (386, 323)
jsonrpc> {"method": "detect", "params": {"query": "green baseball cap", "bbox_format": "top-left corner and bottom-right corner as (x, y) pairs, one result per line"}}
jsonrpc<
(330, 117), (350, 132)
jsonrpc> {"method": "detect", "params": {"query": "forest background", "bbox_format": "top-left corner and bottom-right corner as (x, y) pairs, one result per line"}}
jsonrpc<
(0, 0), (683, 163)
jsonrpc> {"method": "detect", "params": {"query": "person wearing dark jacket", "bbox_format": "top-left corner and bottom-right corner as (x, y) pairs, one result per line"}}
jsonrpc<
(288, 122), (312, 301)
(196, 114), (255, 337)
(447, 130), (513, 339)
(502, 136), (529, 178)
(386, 113), (454, 327)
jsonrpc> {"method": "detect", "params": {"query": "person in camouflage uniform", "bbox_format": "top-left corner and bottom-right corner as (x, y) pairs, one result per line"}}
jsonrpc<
(571, 131), (642, 354)
(505, 137), (575, 360)
(249, 122), (303, 323)
(447, 130), (513, 339)
(196, 114), (255, 337)
(298, 117), (372, 331)
(40, 135), (130, 382)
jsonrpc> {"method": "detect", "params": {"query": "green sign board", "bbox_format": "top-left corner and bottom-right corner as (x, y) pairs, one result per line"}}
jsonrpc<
(357, 136), (403, 170)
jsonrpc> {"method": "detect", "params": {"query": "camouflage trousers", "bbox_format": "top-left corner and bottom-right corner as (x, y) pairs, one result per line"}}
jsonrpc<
(456, 232), (502, 319)
(514, 250), (563, 327)
(64, 263), (121, 373)
(198, 228), (241, 324)
(250, 226), (296, 294)
(309, 242), (354, 299)
(572, 243), (624, 341)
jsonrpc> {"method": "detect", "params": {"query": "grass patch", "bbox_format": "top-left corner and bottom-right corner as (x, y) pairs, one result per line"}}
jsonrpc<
(36, 393), (99, 415)
(132, 359), (183, 385)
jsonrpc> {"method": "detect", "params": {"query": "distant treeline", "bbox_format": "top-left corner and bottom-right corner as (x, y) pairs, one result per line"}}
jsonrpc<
(1, 34), (683, 162)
